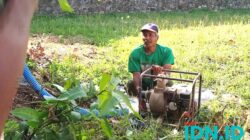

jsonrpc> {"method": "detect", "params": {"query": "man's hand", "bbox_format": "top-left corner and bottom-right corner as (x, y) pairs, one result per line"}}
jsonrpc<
(152, 65), (162, 75)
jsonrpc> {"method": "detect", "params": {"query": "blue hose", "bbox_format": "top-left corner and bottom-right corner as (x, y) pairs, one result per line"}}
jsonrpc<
(23, 64), (128, 117)
(23, 65), (53, 97)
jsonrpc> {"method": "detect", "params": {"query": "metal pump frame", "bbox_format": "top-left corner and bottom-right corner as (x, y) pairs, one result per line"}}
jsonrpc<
(138, 67), (202, 119)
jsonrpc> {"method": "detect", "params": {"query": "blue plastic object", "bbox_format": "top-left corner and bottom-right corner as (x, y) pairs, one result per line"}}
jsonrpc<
(23, 64), (128, 117)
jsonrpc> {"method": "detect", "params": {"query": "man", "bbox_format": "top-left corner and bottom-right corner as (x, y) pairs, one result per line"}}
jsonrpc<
(0, 0), (38, 134)
(127, 23), (174, 110)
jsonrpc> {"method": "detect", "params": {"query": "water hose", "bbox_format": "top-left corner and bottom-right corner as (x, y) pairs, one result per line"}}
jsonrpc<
(23, 64), (127, 117)
(23, 65), (53, 98)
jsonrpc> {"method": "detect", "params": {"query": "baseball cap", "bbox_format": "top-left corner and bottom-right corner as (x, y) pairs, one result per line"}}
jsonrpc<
(141, 23), (159, 33)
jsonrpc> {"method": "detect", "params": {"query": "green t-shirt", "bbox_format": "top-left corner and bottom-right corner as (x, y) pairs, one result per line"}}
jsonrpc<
(128, 44), (174, 89)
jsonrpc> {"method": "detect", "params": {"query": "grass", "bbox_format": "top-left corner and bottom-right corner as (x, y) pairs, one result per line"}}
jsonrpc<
(32, 9), (250, 46)
(25, 9), (250, 139)
(31, 9), (250, 101)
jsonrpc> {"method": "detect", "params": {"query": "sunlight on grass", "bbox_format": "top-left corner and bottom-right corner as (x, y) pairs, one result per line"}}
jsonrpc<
(31, 9), (250, 46)
(16, 9), (250, 139)
(31, 10), (250, 100)
(108, 23), (250, 103)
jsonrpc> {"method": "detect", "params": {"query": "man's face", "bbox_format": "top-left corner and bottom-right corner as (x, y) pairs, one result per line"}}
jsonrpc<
(142, 30), (158, 48)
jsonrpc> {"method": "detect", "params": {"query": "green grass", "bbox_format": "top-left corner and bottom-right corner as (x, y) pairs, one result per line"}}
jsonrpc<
(32, 9), (250, 101)
(32, 9), (250, 46)
(26, 9), (250, 139)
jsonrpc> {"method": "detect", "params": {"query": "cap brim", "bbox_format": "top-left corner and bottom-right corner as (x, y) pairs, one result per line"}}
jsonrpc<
(141, 28), (157, 33)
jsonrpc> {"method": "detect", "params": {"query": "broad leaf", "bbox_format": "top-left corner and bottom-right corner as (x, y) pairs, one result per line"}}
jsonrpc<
(100, 119), (112, 138)
(58, 86), (87, 100)
(44, 96), (68, 102)
(99, 74), (111, 91)
(64, 79), (72, 90)
(11, 108), (45, 122)
(57, 0), (74, 13)
(27, 121), (40, 128)
(113, 91), (142, 119)
(98, 91), (118, 115)
(108, 76), (120, 91)
(98, 91), (110, 108)
(52, 84), (66, 93)
(100, 96), (118, 115)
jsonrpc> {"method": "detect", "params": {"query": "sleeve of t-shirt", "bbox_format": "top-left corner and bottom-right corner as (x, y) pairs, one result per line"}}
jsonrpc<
(128, 51), (140, 73)
(163, 48), (174, 65)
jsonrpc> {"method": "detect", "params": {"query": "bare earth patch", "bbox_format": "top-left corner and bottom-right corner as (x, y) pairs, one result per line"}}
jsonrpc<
(14, 34), (100, 109)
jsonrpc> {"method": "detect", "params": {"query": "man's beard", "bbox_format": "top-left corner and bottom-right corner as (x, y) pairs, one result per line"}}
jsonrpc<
(144, 41), (151, 46)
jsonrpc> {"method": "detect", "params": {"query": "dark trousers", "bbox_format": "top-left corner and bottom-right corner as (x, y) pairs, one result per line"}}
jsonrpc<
(126, 80), (152, 96)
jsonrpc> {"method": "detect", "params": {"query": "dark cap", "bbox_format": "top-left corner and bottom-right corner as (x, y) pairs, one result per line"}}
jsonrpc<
(141, 23), (159, 33)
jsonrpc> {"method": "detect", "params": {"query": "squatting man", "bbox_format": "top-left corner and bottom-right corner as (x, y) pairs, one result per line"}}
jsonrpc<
(127, 23), (174, 112)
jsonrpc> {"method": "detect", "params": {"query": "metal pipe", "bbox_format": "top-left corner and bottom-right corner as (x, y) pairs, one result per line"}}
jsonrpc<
(162, 69), (199, 75)
(139, 67), (202, 117)
(139, 67), (152, 113)
(143, 74), (194, 83)
(189, 73), (201, 114)
(198, 74), (202, 110)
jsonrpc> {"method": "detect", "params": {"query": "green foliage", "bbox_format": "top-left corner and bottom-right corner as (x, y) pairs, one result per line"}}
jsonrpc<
(7, 9), (249, 139)
(98, 91), (118, 115)
(32, 9), (250, 46)
(58, 86), (87, 101)
(11, 108), (42, 122)
(26, 57), (37, 70)
(112, 91), (141, 119)
(48, 58), (85, 85)
(11, 108), (47, 128)
(58, 0), (73, 13)
(99, 73), (111, 91)
(31, 10), (250, 107)
(4, 121), (22, 140)
(97, 74), (141, 118)
(82, 81), (97, 98)
(6, 73), (139, 139)
(9, 91), (82, 139)
(52, 83), (67, 93)
(99, 118), (112, 138)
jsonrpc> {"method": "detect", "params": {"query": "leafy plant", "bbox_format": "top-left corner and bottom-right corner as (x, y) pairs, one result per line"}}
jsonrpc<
(58, 0), (73, 13)
(6, 74), (139, 139)
(7, 9), (250, 139)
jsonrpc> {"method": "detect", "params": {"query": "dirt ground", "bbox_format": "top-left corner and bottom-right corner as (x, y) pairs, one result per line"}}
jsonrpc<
(12, 34), (97, 110)
(13, 84), (42, 109)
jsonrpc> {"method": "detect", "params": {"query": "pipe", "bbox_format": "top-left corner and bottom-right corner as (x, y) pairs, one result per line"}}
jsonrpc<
(23, 65), (53, 98)
(23, 64), (128, 117)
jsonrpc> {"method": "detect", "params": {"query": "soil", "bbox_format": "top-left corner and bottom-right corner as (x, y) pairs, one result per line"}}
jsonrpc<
(12, 34), (98, 110)
(13, 84), (43, 109)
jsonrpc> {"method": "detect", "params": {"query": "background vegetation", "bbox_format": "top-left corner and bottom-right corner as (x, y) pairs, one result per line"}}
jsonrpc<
(31, 9), (250, 100)
(4, 9), (250, 139)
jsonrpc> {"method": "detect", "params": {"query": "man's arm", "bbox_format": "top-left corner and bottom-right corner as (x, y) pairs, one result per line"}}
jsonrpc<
(163, 64), (172, 70)
(0, 0), (37, 134)
(163, 64), (172, 75)
(151, 64), (172, 75)
(132, 72), (141, 94)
